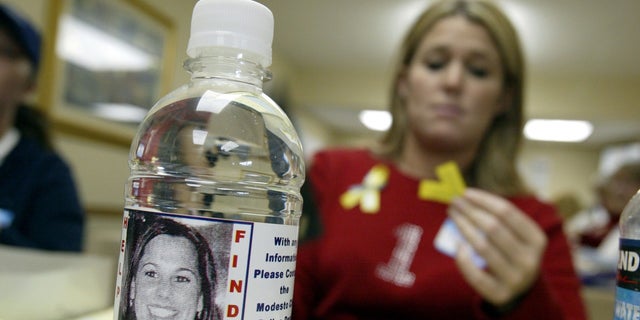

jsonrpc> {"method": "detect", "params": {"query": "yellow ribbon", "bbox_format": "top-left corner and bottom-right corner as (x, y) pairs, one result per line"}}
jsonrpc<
(340, 164), (389, 214)
(418, 161), (466, 203)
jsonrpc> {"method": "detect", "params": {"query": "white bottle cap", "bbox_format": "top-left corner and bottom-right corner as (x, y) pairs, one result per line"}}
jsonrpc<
(187, 0), (273, 67)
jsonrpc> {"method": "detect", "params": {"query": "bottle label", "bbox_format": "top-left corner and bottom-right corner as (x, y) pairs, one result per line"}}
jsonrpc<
(113, 209), (298, 320)
(615, 238), (640, 319)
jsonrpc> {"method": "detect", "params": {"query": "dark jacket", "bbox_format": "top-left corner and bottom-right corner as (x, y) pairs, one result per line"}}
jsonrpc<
(0, 135), (84, 251)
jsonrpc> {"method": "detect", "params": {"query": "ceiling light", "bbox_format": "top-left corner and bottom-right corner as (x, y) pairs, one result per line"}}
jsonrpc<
(191, 129), (208, 145)
(359, 110), (391, 131)
(524, 119), (593, 142)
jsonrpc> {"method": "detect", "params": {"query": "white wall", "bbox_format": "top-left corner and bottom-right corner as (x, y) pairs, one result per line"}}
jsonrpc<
(54, 134), (129, 211)
(520, 142), (600, 206)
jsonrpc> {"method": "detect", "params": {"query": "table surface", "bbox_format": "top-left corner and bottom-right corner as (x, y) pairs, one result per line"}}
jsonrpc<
(0, 245), (117, 320)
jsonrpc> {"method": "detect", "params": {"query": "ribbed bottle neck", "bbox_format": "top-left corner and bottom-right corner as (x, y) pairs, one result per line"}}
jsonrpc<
(184, 49), (270, 89)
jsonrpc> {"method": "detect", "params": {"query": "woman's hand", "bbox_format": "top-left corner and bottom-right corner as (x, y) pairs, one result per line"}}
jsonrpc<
(448, 188), (548, 308)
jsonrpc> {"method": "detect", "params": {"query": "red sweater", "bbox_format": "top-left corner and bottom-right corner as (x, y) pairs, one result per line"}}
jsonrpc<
(293, 149), (587, 319)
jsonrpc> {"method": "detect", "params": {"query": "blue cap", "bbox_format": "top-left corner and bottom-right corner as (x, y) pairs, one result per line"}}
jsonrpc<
(0, 4), (41, 73)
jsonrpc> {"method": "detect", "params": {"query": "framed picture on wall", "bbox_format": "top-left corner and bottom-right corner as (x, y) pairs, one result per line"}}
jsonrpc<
(39, 0), (176, 147)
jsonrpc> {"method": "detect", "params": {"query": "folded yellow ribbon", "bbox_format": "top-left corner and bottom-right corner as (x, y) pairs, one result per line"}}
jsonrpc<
(340, 164), (389, 213)
(418, 161), (466, 203)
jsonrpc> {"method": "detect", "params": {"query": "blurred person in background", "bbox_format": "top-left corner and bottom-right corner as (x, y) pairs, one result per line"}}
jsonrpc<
(0, 4), (84, 251)
(292, 0), (586, 318)
(566, 161), (640, 283)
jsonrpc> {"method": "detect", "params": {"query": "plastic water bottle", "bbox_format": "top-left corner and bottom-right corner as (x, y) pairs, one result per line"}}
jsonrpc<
(112, 1), (305, 319)
(614, 191), (640, 319)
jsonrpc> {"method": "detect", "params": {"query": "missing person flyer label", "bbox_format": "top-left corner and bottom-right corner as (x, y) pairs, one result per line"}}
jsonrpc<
(113, 209), (298, 320)
(615, 238), (640, 320)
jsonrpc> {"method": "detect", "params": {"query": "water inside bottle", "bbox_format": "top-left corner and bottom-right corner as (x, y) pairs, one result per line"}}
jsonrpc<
(125, 93), (304, 225)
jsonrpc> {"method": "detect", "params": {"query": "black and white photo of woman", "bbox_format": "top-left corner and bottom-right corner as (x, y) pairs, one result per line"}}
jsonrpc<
(118, 213), (232, 320)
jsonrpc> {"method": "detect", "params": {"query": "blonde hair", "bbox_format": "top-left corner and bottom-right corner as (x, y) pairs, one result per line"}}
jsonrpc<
(376, 0), (527, 196)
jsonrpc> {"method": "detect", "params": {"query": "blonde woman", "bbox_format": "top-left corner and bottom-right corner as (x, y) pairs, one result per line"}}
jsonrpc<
(293, 0), (586, 318)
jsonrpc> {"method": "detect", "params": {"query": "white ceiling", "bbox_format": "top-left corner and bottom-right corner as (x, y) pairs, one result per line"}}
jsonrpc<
(257, 0), (640, 147)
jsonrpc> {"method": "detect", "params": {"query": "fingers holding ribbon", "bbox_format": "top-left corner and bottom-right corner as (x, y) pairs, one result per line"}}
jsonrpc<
(449, 188), (548, 306)
(422, 162), (548, 308)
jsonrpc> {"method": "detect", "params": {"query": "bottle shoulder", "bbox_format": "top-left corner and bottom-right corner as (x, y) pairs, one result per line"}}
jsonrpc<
(619, 193), (640, 238)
